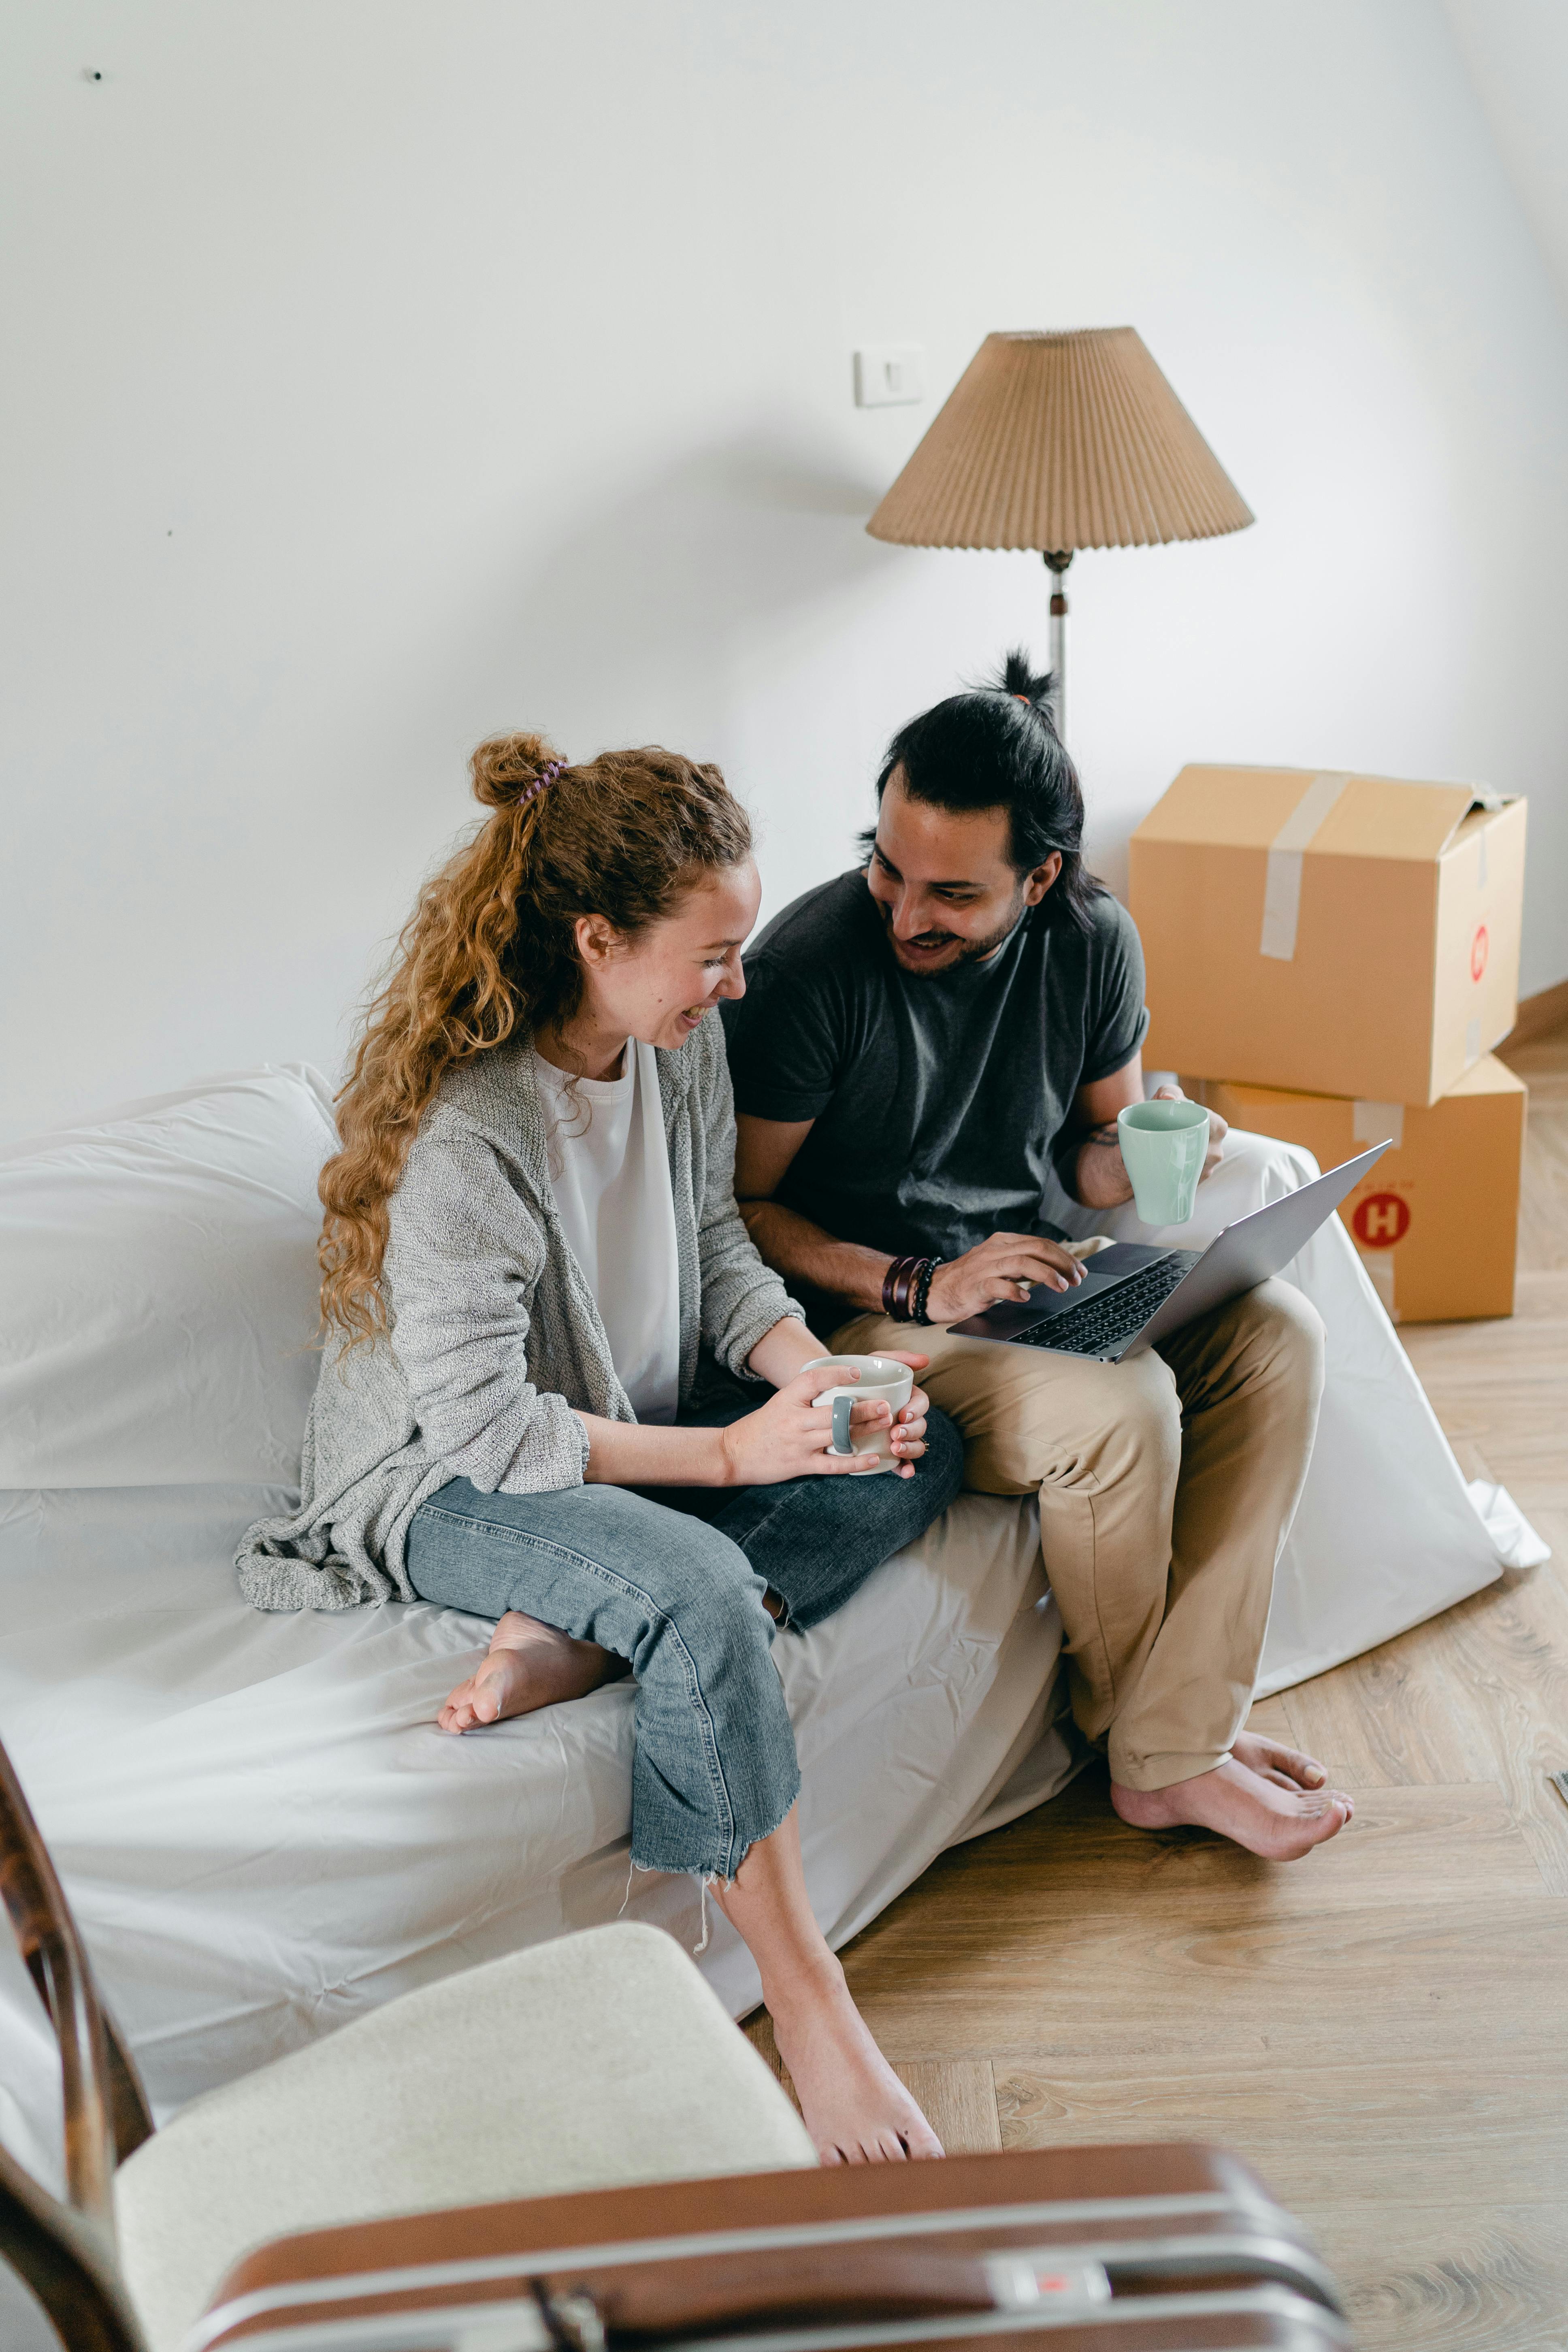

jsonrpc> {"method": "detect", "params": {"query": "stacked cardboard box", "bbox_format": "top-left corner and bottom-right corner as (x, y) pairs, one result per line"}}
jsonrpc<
(1129, 766), (1528, 1323)
(1188, 1062), (1525, 1323)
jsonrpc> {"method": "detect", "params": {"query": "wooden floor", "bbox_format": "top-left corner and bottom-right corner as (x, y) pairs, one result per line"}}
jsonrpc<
(749, 1025), (1568, 2352)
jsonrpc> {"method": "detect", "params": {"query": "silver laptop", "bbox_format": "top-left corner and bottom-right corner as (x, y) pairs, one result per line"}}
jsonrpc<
(948, 1142), (1392, 1363)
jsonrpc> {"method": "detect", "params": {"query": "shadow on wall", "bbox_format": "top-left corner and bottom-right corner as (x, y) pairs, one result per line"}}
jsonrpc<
(457, 435), (900, 753)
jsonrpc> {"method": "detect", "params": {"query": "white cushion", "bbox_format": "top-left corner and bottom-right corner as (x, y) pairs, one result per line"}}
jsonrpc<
(0, 1067), (334, 1490)
(115, 1920), (814, 2352)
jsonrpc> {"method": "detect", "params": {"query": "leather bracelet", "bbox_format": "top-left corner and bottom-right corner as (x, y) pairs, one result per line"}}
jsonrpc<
(892, 1259), (919, 1321)
(912, 1258), (942, 1325)
(882, 1256), (918, 1319)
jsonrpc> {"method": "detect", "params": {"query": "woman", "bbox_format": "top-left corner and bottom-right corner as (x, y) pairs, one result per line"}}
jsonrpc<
(239, 731), (965, 2164)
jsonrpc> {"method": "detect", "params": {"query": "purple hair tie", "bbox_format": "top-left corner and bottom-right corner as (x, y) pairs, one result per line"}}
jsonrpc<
(519, 758), (567, 807)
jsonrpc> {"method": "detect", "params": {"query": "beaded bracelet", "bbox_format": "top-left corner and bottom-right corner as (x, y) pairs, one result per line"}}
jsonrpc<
(911, 1257), (942, 1325)
(882, 1253), (942, 1322)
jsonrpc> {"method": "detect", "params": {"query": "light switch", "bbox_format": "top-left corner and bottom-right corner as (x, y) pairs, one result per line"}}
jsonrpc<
(854, 345), (925, 407)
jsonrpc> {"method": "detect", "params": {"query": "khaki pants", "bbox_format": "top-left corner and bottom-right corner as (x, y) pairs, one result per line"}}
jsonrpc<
(831, 1279), (1325, 1791)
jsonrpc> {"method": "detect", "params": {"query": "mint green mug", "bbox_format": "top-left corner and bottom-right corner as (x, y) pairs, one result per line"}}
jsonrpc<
(1117, 1099), (1211, 1226)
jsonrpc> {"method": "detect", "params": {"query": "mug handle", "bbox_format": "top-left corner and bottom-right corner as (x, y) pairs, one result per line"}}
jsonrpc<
(831, 1395), (856, 1456)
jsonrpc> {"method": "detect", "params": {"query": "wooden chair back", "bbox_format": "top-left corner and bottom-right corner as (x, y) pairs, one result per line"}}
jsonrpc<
(0, 1731), (155, 2352)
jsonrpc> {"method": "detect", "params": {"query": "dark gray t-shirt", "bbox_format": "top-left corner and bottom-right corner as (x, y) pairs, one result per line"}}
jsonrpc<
(721, 869), (1148, 1325)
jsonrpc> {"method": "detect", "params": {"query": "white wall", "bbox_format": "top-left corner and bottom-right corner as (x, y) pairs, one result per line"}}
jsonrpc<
(1446, 0), (1568, 315)
(4, 0), (1567, 1144)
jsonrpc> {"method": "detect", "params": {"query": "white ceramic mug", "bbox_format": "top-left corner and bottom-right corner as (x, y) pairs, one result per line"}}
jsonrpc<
(803, 1354), (914, 1472)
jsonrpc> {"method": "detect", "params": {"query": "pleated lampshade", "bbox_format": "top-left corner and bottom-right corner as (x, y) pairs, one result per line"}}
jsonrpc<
(866, 327), (1253, 552)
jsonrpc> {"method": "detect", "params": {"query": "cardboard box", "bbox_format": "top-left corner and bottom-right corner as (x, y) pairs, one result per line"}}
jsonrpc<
(1191, 1057), (1525, 1323)
(1131, 767), (1526, 1104)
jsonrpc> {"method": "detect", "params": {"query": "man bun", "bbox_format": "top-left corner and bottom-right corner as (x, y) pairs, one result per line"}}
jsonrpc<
(995, 648), (1054, 714)
(470, 731), (567, 810)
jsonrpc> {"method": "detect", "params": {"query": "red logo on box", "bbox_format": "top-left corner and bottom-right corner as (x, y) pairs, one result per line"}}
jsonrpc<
(1353, 1192), (1411, 1249)
(1471, 924), (1489, 982)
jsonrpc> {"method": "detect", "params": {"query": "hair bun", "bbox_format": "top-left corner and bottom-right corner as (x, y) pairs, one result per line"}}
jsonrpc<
(470, 731), (567, 810)
(995, 647), (1055, 712)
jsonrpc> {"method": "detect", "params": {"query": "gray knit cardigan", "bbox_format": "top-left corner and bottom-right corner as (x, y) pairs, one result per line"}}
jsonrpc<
(236, 1018), (802, 1611)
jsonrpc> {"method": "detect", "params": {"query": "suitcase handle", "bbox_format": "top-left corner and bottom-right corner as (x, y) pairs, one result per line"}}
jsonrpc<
(531, 2246), (1118, 2349)
(535, 2247), (999, 2343)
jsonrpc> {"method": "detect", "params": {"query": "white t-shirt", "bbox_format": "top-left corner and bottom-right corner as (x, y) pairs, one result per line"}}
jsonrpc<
(533, 1041), (682, 1424)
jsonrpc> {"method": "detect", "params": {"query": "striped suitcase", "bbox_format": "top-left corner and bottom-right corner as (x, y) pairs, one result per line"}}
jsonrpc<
(190, 2143), (1351, 2352)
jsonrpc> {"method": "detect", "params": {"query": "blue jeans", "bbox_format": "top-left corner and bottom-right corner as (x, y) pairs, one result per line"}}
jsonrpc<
(405, 1383), (964, 1880)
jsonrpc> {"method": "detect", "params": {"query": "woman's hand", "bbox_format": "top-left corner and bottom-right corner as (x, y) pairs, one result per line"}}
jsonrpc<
(871, 1350), (933, 1464)
(925, 1233), (1087, 1323)
(718, 1362), (933, 1485)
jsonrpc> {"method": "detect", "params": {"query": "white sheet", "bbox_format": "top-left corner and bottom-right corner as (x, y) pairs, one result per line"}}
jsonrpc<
(1044, 1130), (1504, 1690)
(0, 1065), (1507, 2208)
(0, 1477), (1069, 2192)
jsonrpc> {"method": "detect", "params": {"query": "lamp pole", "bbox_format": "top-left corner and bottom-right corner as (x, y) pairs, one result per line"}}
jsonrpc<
(1044, 550), (1071, 741)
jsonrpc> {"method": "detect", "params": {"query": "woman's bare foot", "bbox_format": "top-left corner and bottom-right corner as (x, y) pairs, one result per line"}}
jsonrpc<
(1110, 1751), (1353, 1860)
(765, 1960), (944, 2166)
(711, 1808), (941, 2165)
(437, 1610), (625, 1733)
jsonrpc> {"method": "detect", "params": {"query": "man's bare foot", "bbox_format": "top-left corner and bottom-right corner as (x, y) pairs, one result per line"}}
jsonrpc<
(1231, 1728), (1344, 1799)
(767, 1961), (944, 2166)
(437, 1610), (625, 1733)
(1110, 1752), (1353, 1860)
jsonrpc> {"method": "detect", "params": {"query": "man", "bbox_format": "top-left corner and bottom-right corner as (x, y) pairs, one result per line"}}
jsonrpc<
(722, 652), (1352, 1861)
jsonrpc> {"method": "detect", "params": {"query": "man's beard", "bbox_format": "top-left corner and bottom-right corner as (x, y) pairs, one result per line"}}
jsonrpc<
(878, 892), (1028, 974)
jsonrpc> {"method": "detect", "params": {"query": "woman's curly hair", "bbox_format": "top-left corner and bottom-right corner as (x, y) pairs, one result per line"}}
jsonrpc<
(318, 731), (751, 1347)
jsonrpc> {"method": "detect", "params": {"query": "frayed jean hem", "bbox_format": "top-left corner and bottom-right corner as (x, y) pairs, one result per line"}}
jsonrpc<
(626, 1760), (802, 1888)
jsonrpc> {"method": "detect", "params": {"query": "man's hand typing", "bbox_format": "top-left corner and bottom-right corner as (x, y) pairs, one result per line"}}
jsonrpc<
(925, 1231), (1086, 1323)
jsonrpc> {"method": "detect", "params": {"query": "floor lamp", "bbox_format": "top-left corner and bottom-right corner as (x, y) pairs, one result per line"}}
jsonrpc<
(866, 328), (1254, 741)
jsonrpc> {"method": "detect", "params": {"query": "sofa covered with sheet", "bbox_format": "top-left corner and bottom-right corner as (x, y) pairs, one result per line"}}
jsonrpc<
(0, 1062), (1504, 2191)
(0, 1066), (1073, 2190)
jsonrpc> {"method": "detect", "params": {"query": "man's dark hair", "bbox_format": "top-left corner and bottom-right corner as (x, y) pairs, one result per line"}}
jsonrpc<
(866, 649), (1104, 934)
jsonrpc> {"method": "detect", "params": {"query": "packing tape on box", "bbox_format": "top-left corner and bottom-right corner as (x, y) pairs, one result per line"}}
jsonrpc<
(1353, 1100), (1404, 1149)
(1259, 770), (1351, 961)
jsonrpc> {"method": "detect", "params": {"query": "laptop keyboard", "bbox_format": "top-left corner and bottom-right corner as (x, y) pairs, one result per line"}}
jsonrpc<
(1015, 1256), (1194, 1356)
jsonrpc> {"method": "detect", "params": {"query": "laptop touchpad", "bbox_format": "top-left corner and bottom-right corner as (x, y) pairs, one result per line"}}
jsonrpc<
(1023, 1242), (1173, 1320)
